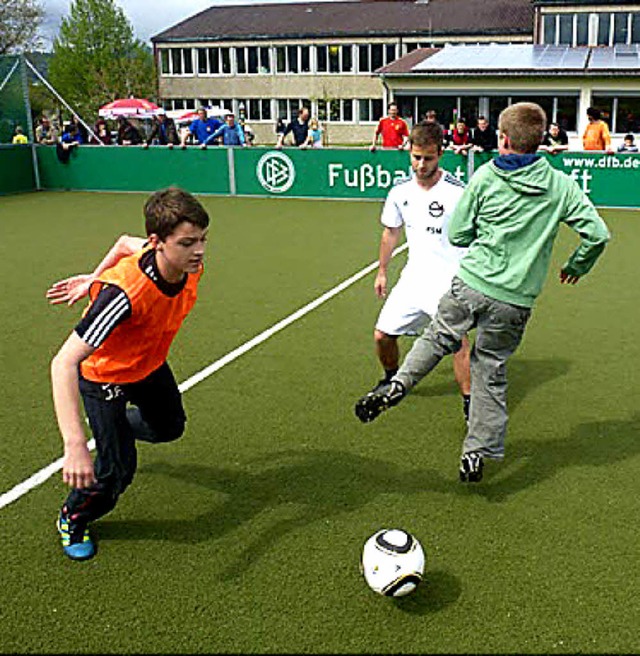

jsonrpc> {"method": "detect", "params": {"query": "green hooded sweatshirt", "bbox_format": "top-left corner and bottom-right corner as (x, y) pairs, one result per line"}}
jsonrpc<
(449, 157), (610, 308)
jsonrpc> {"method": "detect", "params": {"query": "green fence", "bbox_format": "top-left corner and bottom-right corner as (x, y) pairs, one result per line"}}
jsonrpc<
(473, 151), (640, 209)
(35, 145), (466, 200)
(233, 148), (468, 199)
(0, 145), (35, 195)
(0, 145), (637, 208)
(37, 146), (231, 195)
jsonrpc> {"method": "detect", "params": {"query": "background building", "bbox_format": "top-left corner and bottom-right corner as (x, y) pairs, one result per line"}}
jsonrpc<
(152, 0), (640, 146)
(151, 0), (532, 145)
(380, 1), (640, 147)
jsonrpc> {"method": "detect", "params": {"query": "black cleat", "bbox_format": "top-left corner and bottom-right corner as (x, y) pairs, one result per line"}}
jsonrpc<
(459, 452), (484, 483)
(369, 378), (393, 395)
(354, 381), (406, 423)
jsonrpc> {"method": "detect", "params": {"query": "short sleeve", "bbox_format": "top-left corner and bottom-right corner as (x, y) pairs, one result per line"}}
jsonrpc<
(380, 190), (404, 228)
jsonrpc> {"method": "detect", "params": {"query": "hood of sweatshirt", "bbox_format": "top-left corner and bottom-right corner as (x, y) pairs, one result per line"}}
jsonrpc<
(490, 155), (551, 196)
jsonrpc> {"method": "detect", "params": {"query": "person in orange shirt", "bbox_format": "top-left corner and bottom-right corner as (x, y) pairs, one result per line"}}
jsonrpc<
(47, 187), (209, 561)
(583, 107), (613, 152)
(370, 102), (409, 151)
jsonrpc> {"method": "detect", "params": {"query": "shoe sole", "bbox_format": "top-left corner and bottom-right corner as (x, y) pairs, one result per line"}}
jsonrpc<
(459, 471), (483, 483)
(354, 395), (388, 423)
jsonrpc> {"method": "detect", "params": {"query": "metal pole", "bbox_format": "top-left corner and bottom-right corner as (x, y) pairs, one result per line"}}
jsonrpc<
(0, 59), (19, 95)
(24, 57), (104, 145)
(20, 54), (41, 190)
(227, 146), (236, 195)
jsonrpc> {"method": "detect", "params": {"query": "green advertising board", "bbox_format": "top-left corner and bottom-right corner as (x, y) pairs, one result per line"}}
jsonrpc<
(545, 152), (640, 209)
(37, 146), (231, 195)
(22, 145), (640, 208)
(473, 151), (640, 209)
(233, 147), (469, 199)
(0, 145), (35, 195)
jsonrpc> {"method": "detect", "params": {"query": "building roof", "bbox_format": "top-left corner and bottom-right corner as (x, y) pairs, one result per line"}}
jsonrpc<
(376, 43), (640, 76)
(532, 0), (640, 6)
(378, 47), (441, 73)
(151, 0), (533, 43)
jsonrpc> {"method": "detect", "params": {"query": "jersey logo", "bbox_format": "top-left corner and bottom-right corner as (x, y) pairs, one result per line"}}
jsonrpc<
(428, 201), (444, 218)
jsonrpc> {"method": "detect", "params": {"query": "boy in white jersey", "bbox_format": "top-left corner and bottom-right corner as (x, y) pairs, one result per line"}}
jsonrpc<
(361, 121), (472, 422)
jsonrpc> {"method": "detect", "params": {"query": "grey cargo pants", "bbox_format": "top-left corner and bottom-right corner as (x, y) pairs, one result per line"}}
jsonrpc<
(393, 277), (531, 459)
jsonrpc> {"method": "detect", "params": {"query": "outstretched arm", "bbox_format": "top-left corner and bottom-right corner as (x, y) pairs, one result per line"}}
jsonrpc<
(51, 332), (97, 489)
(46, 234), (146, 306)
(560, 183), (610, 283)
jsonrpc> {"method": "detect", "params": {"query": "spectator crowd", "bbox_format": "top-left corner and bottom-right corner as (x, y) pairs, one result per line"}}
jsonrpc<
(10, 101), (640, 155)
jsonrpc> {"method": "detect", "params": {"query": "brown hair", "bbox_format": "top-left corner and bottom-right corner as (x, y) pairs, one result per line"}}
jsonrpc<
(410, 120), (444, 150)
(498, 102), (547, 154)
(144, 187), (209, 240)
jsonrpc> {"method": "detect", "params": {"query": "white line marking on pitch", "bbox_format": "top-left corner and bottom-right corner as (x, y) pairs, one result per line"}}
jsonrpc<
(0, 244), (408, 510)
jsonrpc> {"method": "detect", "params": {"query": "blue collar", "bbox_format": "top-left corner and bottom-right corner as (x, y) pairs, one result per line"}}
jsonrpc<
(494, 153), (540, 171)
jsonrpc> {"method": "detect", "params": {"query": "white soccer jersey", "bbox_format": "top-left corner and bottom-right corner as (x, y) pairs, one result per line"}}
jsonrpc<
(377, 171), (467, 331)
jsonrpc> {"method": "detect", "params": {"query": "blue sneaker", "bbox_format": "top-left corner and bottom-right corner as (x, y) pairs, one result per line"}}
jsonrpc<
(57, 510), (95, 561)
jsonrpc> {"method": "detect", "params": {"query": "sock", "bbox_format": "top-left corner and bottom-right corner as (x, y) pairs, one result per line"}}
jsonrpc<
(384, 368), (398, 382)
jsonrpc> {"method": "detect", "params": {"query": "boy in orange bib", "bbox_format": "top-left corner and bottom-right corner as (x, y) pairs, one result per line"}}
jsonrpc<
(48, 187), (209, 560)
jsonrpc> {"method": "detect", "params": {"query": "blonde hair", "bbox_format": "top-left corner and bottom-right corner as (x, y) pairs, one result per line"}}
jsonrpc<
(498, 102), (547, 154)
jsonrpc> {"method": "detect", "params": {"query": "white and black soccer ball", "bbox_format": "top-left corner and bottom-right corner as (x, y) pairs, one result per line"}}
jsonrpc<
(361, 528), (425, 597)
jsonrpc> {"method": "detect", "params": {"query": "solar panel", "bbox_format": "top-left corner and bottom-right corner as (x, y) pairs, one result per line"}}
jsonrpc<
(412, 44), (591, 72)
(589, 45), (640, 70)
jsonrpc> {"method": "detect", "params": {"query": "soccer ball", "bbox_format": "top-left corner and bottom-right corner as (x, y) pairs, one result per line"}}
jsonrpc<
(361, 528), (425, 597)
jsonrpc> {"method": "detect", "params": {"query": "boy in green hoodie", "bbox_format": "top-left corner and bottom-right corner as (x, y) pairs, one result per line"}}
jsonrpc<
(354, 102), (610, 483)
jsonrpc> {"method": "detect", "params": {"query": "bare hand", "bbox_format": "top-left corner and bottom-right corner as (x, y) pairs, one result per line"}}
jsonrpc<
(560, 270), (580, 285)
(62, 445), (96, 489)
(46, 274), (93, 306)
(374, 272), (388, 299)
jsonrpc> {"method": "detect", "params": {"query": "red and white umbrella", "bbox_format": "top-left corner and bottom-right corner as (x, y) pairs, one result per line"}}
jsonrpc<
(172, 110), (200, 125)
(98, 98), (162, 119)
(169, 106), (230, 124)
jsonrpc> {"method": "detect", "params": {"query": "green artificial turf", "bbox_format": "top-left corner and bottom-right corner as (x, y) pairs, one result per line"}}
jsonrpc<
(0, 192), (638, 653)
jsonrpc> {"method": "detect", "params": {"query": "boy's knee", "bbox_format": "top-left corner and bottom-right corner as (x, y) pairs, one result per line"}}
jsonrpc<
(374, 329), (396, 346)
(427, 323), (462, 356)
(152, 416), (185, 443)
(127, 406), (185, 443)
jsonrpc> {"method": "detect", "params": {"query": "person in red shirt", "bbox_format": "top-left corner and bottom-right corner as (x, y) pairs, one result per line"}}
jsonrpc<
(370, 102), (409, 151)
(47, 187), (209, 561)
(449, 119), (472, 156)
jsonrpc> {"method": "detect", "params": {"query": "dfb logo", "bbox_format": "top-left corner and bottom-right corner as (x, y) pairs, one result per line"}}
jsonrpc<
(256, 151), (296, 194)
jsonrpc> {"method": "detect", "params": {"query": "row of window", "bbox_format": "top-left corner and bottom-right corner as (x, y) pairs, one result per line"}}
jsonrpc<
(592, 95), (640, 134)
(542, 12), (640, 47)
(163, 98), (385, 123)
(163, 93), (640, 134)
(160, 43), (414, 76)
(395, 94), (640, 135)
(393, 94), (579, 132)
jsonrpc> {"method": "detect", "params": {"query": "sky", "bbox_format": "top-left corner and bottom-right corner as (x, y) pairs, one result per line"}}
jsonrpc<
(40, 0), (341, 47)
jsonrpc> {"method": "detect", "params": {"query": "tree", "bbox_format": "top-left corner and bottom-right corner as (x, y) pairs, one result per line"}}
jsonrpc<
(0, 0), (43, 55)
(48, 0), (155, 120)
